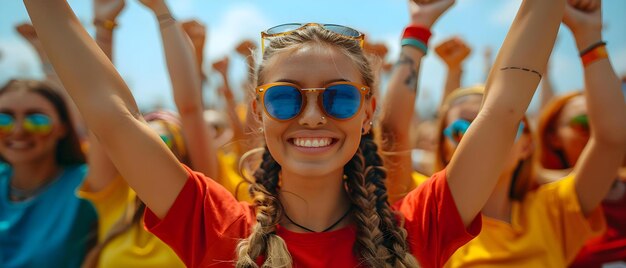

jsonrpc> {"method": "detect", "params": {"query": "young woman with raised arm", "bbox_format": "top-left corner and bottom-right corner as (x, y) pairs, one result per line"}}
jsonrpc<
(24, 0), (564, 266)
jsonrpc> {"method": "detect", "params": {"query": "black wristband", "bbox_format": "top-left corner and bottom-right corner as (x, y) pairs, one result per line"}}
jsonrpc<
(579, 41), (606, 57)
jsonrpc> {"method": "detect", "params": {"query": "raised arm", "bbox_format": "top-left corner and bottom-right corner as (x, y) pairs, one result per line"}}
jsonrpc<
(93, 0), (124, 60)
(181, 20), (207, 83)
(212, 57), (247, 155)
(563, 0), (626, 215)
(24, 0), (188, 219)
(447, 0), (565, 226)
(138, 1), (219, 179)
(380, 0), (454, 203)
(82, 0), (126, 192)
(434, 36), (471, 102)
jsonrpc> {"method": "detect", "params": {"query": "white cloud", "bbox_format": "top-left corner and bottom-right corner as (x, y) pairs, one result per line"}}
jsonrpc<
(206, 3), (272, 60)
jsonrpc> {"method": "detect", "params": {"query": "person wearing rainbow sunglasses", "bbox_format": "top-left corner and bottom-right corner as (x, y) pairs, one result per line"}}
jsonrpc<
(24, 0), (566, 266)
(0, 79), (98, 267)
(382, 0), (625, 266)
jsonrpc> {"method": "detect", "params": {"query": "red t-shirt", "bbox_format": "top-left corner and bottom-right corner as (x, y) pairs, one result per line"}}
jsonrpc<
(570, 189), (626, 268)
(144, 165), (481, 267)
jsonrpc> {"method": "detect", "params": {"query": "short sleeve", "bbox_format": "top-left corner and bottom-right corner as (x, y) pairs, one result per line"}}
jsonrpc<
(393, 170), (482, 268)
(535, 176), (606, 262)
(144, 165), (256, 267)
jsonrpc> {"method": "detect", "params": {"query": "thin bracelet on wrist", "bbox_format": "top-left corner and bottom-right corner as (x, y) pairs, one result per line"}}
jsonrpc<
(157, 13), (176, 29)
(93, 18), (118, 31)
(579, 41), (606, 56)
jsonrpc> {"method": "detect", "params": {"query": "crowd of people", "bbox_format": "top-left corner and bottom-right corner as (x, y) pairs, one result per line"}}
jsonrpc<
(1, 0), (625, 267)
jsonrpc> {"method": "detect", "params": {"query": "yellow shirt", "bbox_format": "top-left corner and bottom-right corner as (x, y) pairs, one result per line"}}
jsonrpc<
(412, 171), (429, 187)
(444, 176), (606, 268)
(217, 150), (253, 203)
(79, 176), (185, 268)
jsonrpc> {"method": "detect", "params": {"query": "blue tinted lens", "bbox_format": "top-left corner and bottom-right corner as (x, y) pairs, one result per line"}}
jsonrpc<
(443, 119), (471, 144)
(322, 84), (361, 119)
(323, 24), (361, 37)
(515, 121), (526, 140)
(265, 23), (303, 35)
(264, 85), (303, 120)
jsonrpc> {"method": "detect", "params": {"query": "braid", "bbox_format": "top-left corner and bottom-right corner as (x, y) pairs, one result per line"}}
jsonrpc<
(236, 148), (292, 267)
(361, 133), (419, 267)
(343, 143), (391, 267)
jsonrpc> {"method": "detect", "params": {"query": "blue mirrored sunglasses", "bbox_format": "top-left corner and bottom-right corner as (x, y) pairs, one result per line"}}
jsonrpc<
(256, 81), (371, 121)
(444, 119), (525, 144)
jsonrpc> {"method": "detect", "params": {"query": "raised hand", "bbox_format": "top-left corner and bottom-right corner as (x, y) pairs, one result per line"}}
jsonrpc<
(182, 20), (206, 51)
(563, 0), (602, 40)
(16, 23), (38, 43)
(434, 37), (471, 69)
(94, 0), (125, 22)
(235, 40), (257, 57)
(408, 0), (455, 28)
(212, 56), (229, 77)
(567, 0), (600, 12)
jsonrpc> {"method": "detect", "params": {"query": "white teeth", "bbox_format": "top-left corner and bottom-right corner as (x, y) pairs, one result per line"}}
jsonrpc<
(293, 138), (332, 148)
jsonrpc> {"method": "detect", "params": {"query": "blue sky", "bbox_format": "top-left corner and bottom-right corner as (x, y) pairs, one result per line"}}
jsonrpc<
(1, 0), (625, 117)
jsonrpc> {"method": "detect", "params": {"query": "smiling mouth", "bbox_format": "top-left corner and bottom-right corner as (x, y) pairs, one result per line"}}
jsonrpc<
(289, 137), (336, 148)
(6, 140), (34, 150)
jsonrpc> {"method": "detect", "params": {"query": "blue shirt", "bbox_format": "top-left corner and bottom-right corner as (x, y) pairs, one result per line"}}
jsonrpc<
(0, 163), (97, 268)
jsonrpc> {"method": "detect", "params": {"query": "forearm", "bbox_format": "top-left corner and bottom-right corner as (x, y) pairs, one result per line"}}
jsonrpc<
(576, 33), (626, 145)
(155, 12), (203, 113)
(447, 0), (565, 226)
(85, 132), (119, 192)
(380, 46), (424, 201)
(95, 26), (114, 61)
(153, 7), (219, 178)
(443, 67), (462, 101)
(24, 0), (141, 131)
(381, 46), (424, 151)
(483, 0), (565, 118)
(539, 75), (555, 110)
(222, 86), (246, 154)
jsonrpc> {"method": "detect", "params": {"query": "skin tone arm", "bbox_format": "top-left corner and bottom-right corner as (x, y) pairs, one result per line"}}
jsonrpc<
(434, 36), (471, 102)
(539, 64), (555, 110)
(447, 0), (565, 226)
(564, 0), (626, 216)
(139, 0), (219, 180)
(93, 0), (124, 60)
(83, 0), (126, 192)
(24, 0), (188, 219)
(212, 57), (247, 156)
(236, 40), (264, 148)
(181, 20), (207, 83)
(380, 0), (454, 203)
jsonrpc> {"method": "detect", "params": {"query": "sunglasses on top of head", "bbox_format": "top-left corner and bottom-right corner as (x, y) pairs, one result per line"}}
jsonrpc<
(0, 113), (53, 135)
(261, 23), (365, 54)
(256, 81), (371, 121)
